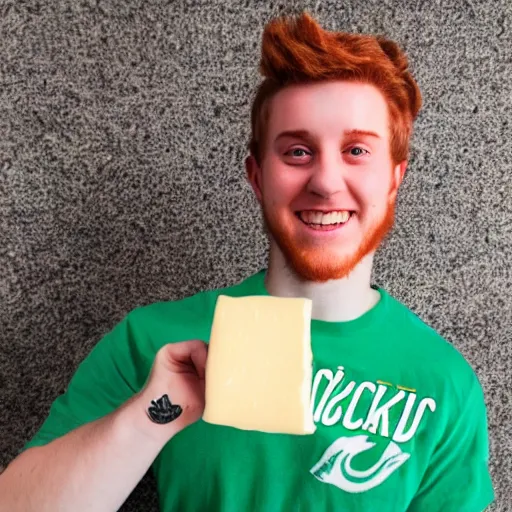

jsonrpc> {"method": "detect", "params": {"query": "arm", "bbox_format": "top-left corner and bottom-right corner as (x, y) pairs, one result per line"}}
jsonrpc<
(0, 390), (170, 512)
(0, 339), (207, 512)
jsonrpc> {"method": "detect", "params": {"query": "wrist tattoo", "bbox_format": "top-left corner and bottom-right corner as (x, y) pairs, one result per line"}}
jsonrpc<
(147, 394), (183, 424)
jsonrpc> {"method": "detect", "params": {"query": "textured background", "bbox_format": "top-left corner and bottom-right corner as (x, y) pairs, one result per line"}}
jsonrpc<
(1, 0), (511, 510)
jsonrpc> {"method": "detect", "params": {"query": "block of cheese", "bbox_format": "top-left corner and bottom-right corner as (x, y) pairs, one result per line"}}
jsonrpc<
(203, 294), (315, 435)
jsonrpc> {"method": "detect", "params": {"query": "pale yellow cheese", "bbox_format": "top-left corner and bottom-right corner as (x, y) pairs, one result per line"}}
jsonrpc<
(203, 294), (316, 435)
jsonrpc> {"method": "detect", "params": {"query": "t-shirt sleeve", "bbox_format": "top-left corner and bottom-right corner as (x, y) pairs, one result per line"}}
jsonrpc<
(21, 308), (152, 452)
(407, 376), (495, 512)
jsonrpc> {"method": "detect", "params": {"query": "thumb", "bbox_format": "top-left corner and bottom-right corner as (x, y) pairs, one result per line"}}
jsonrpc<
(189, 341), (208, 380)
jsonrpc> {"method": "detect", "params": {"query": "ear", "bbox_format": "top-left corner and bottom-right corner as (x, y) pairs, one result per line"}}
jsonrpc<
(389, 160), (407, 202)
(245, 154), (263, 203)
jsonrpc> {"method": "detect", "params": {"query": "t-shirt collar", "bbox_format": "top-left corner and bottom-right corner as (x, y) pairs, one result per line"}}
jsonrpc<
(246, 268), (388, 336)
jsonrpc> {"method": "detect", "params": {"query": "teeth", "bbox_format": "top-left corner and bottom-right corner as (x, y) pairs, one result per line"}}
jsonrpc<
(339, 211), (350, 223)
(300, 211), (351, 225)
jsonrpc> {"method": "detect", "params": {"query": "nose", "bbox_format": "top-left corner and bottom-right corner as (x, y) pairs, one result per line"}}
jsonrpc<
(306, 150), (348, 199)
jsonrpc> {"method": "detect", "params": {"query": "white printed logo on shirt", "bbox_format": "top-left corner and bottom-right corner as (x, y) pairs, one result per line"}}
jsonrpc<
(310, 435), (410, 493)
(309, 366), (436, 493)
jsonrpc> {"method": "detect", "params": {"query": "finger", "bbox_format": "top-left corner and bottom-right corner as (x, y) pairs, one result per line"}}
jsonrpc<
(162, 339), (203, 362)
(189, 342), (208, 381)
(160, 340), (207, 372)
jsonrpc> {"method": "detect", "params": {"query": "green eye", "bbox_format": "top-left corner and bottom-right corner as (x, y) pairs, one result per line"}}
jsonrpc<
(291, 149), (308, 157)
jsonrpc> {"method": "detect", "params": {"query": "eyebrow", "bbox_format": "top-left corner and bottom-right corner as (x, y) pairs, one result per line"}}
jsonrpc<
(345, 129), (381, 139)
(275, 130), (311, 142)
(275, 129), (382, 142)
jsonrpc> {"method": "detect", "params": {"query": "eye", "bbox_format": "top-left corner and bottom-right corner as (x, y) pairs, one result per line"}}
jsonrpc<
(287, 148), (310, 158)
(347, 146), (369, 157)
(283, 147), (312, 165)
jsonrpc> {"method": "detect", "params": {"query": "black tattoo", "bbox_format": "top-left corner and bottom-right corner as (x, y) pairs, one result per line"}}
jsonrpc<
(147, 394), (182, 424)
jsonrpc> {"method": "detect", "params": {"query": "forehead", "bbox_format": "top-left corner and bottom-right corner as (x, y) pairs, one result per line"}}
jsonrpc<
(266, 80), (390, 140)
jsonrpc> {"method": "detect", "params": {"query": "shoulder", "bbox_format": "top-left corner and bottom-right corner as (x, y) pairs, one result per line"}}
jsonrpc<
(120, 271), (264, 345)
(381, 289), (483, 400)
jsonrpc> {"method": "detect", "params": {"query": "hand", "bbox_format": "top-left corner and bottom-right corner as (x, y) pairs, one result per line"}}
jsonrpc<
(135, 340), (208, 441)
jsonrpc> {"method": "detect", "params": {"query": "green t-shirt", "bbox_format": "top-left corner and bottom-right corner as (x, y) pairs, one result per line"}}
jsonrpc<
(23, 270), (494, 511)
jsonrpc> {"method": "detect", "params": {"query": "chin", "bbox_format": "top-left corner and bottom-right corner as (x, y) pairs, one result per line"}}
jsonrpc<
(283, 245), (366, 283)
(263, 203), (395, 283)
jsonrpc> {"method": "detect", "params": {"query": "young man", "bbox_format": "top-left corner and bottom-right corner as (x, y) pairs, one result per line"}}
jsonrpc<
(0, 12), (494, 512)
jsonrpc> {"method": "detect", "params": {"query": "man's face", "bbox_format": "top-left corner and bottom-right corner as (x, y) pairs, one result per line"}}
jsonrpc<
(246, 80), (407, 282)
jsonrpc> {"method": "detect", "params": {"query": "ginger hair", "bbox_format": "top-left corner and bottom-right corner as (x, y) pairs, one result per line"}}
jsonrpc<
(249, 13), (422, 165)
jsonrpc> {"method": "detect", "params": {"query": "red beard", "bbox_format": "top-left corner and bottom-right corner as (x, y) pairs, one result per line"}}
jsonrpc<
(263, 201), (396, 283)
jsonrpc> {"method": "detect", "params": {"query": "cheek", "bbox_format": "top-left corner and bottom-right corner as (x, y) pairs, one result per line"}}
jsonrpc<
(263, 167), (307, 205)
(356, 171), (393, 208)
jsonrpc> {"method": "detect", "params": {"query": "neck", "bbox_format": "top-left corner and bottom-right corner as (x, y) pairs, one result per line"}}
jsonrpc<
(265, 246), (380, 322)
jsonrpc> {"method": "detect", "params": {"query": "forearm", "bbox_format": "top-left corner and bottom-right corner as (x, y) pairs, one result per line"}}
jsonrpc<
(0, 392), (174, 512)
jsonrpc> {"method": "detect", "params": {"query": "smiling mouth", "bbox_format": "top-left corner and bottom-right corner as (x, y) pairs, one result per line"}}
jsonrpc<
(296, 210), (355, 230)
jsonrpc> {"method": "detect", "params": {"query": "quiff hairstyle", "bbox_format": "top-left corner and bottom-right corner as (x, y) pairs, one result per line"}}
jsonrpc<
(249, 13), (422, 165)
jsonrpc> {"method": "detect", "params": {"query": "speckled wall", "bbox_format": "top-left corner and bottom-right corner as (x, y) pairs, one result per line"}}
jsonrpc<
(1, 1), (510, 510)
